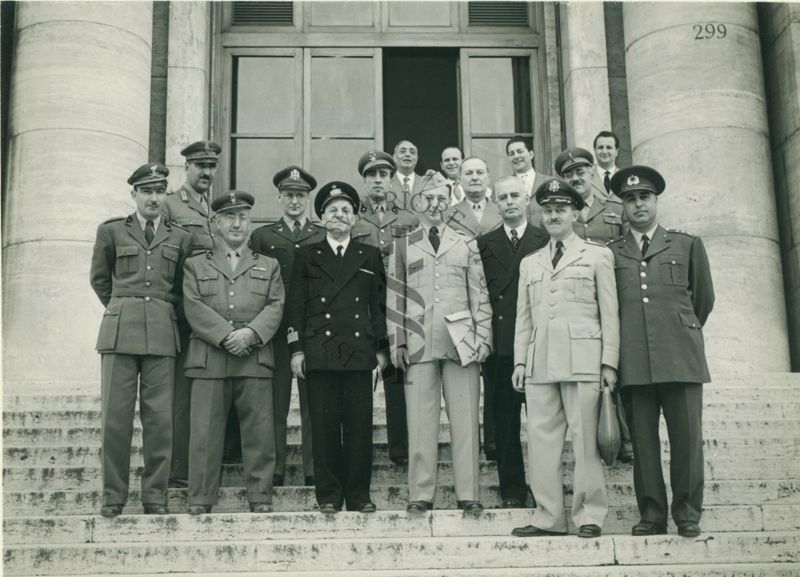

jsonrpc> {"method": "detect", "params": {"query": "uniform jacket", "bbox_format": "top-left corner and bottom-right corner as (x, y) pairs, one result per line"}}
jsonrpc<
(478, 224), (549, 357)
(387, 224), (493, 365)
(90, 214), (193, 356)
(287, 239), (387, 371)
(444, 197), (503, 239)
(352, 202), (419, 271)
(523, 171), (551, 227)
(514, 235), (619, 384)
(182, 247), (284, 379)
(389, 172), (424, 210)
(590, 169), (613, 201)
(574, 194), (626, 245)
(249, 218), (326, 336)
(608, 226), (714, 386)
(162, 184), (215, 253)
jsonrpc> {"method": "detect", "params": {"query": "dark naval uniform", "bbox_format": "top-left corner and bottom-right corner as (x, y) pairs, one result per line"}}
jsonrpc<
(608, 166), (714, 536)
(89, 164), (193, 511)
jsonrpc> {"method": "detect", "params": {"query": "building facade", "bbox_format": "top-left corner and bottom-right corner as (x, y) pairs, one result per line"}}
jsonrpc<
(2, 1), (799, 393)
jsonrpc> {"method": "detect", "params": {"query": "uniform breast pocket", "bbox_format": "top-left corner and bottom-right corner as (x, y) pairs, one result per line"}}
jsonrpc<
(661, 256), (689, 286)
(528, 272), (544, 306)
(197, 271), (219, 296)
(249, 269), (271, 295)
(406, 261), (425, 288)
(564, 267), (595, 302)
(161, 246), (179, 279)
(115, 245), (139, 275)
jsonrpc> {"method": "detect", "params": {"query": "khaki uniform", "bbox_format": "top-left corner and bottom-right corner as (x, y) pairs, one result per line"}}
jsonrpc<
(574, 195), (625, 245)
(444, 198), (503, 239)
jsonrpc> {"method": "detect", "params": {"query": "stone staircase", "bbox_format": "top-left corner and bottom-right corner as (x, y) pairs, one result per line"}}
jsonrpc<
(4, 373), (800, 576)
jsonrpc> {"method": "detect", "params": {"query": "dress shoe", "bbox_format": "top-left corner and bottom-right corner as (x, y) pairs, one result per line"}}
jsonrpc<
(501, 498), (523, 509)
(319, 502), (341, 515)
(577, 524), (602, 538)
(391, 456), (408, 466)
(188, 505), (212, 515)
(457, 500), (484, 515)
(511, 525), (567, 537)
(406, 500), (433, 514)
(677, 521), (701, 538)
(484, 448), (497, 461)
(304, 476), (315, 486)
(273, 474), (285, 487)
(357, 502), (377, 513)
(250, 503), (273, 513)
(618, 442), (634, 464)
(143, 504), (169, 515)
(168, 477), (188, 489)
(632, 520), (667, 536)
(99, 504), (123, 518)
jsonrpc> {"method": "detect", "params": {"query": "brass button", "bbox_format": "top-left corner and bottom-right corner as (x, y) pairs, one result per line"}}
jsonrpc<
(435, 298), (440, 303)
(640, 272), (646, 278)
(643, 297), (650, 303)
(325, 330), (331, 336)
(641, 284), (647, 290)
(295, 244), (300, 248)
(229, 320), (234, 325)
(147, 250), (152, 255)
(321, 297), (326, 303)
(641, 261), (647, 267)
(354, 331), (360, 337)
(355, 297), (359, 302)
(229, 304), (235, 309)
(354, 314), (359, 319)
(325, 313), (331, 319)
(498, 295), (503, 300)
(498, 315), (504, 320)
(144, 296), (151, 302)
(229, 291), (235, 296)
(145, 281), (151, 287)
(146, 265), (152, 271)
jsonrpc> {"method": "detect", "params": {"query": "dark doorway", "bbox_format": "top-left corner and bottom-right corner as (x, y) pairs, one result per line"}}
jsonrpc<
(383, 48), (460, 174)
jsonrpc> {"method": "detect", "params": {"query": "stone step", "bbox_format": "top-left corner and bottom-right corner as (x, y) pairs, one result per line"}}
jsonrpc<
(4, 531), (799, 575)
(5, 506), (794, 547)
(6, 477), (799, 518)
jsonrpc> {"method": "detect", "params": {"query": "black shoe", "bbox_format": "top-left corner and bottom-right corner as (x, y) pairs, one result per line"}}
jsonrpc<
(406, 500), (433, 514)
(357, 502), (377, 513)
(577, 524), (602, 538)
(250, 503), (273, 513)
(501, 498), (523, 509)
(304, 476), (315, 486)
(188, 505), (212, 515)
(618, 442), (634, 464)
(319, 502), (341, 515)
(390, 456), (408, 466)
(632, 520), (667, 536)
(511, 525), (567, 537)
(143, 504), (169, 515)
(99, 504), (123, 518)
(168, 477), (188, 489)
(457, 500), (484, 515)
(273, 474), (285, 487)
(677, 521), (701, 538)
(484, 448), (497, 461)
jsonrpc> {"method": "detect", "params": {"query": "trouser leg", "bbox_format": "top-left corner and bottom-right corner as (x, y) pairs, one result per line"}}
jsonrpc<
(405, 361), (442, 503)
(489, 356), (527, 502)
(272, 338), (292, 477)
(342, 371), (374, 509)
(629, 384), (669, 526)
(235, 377), (275, 504)
(481, 365), (496, 457)
(138, 355), (175, 505)
(384, 365), (409, 461)
(307, 371), (345, 506)
(100, 354), (139, 506)
(297, 376), (314, 478)
(442, 360), (481, 502)
(188, 378), (230, 506)
(170, 324), (191, 481)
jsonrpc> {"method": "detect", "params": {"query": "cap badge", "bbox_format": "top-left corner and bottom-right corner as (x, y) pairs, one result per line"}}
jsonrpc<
(290, 169), (301, 180)
(627, 175), (640, 186)
(568, 151), (574, 160)
(330, 186), (341, 197)
(229, 193), (238, 204)
(369, 152), (377, 162)
(548, 180), (560, 192)
(204, 142), (212, 153)
(148, 165), (160, 178)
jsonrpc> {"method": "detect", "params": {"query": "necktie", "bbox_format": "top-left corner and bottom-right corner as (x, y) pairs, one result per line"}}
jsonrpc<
(145, 219), (155, 246)
(336, 245), (344, 261)
(376, 204), (385, 223)
(429, 226), (440, 253)
(227, 251), (240, 272)
(603, 171), (611, 193)
(640, 234), (650, 257)
(552, 240), (564, 268)
(293, 220), (301, 240)
(510, 229), (519, 252)
(200, 194), (208, 213)
(403, 176), (410, 193)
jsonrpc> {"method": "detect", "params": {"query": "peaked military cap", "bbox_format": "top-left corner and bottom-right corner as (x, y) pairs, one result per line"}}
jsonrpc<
(211, 190), (255, 213)
(358, 150), (397, 176)
(535, 177), (586, 210)
(314, 181), (360, 217)
(180, 140), (222, 163)
(610, 165), (666, 198)
(554, 147), (594, 176)
(273, 165), (317, 192)
(128, 162), (169, 187)
(418, 170), (451, 193)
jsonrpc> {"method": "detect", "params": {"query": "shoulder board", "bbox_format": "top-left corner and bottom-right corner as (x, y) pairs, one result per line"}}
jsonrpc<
(102, 216), (126, 224)
(584, 239), (606, 247)
(166, 189), (175, 195)
(169, 220), (189, 231)
(605, 196), (622, 205)
(453, 229), (468, 236)
(667, 228), (695, 238)
(608, 236), (625, 245)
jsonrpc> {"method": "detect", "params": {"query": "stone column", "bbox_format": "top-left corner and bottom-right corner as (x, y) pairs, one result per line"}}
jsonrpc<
(623, 3), (791, 374)
(761, 3), (800, 370)
(559, 2), (612, 150)
(2, 2), (154, 393)
(165, 1), (211, 190)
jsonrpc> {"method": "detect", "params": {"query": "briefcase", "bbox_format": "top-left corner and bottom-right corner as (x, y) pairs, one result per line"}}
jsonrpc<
(444, 310), (480, 367)
(597, 385), (622, 466)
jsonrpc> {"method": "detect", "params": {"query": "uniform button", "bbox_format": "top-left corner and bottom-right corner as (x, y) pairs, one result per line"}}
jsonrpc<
(434, 260), (439, 265)
(146, 265), (152, 271)
(354, 314), (359, 319)
(295, 244), (300, 248)
(641, 284), (647, 290)
(643, 297), (650, 303)
(435, 298), (440, 303)
(435, 285), (439, 290)
(354, 331), (360, 337)
(640, 272), (647, 278)
(325, 330), (331, 336)
(230, 280), (235, 285)
(549, 301), (556, 307)
(641, 261), (647, 267)
(144, 296), (151, 302)
(355, 297), (359, 302)
(229, 304), (235, 309)
(325, 313), (331, 319)
(549, 313), (556, 319)
(147, 250), (152, 255)
(145, 281), (151, 287)
(229, 320), (234, 325)
(498, 315), (504, 320)
(498, 295), (503, 300)
(435, 273), (440, 278)
(380, 240), (385, 245)
(229, 291), (235, 296)
(270, 246), (275, 250)
(550, 288), (557, 293)
(321, 297), (326, 303)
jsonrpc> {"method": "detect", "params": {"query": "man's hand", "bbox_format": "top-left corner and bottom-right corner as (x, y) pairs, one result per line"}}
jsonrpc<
(391, 346), (409, 372)
(223, 328), (256, 357)
(376, 351), (388, 372)
(291, 352), (306, 379)
(511, 364), (526, 393)
(601, 364), (618, 392)
(476, 343), (491, 363)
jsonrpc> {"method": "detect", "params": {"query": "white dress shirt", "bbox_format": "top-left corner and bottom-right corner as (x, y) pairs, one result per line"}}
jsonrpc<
(504, 222), (527, 243)
(135, 213), (161, 232)
(326, 235), (351, 256)
(631, 224), (659, 252)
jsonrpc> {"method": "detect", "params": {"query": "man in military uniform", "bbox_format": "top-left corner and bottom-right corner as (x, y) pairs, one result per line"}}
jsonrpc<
(162, 139), (222, 488)
(477, 176), (549, 508)
(388, 172), (493, 516)
(608, 166), (714, 538)
(182, 191), (284, 515)
(511, 178), (619, 539)
(90, 163), (193, 517)
(249, 166), (323, 488)
(351, 150), (418, 466)
(287, 182), (388, 514)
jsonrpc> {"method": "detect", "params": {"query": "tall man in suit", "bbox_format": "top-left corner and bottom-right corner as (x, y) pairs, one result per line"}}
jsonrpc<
(478, 176), (549, 508)
(162, 140), (222, 488)
(511, 178), (619, 539)
(388, 171), (493, 515)
(390, 140), (423, 210)
(288, 182), (388, 514)
(351, 150), (418, 466)
(608, 166), (714, 538)
(440, 145), (465, 205)
(182, 191), (284, 514)
(250, 166), (324, 488)
(506, 136), (549, 228)
(445, 156), (503, 238)
(90, 163), (193, 517)
(593, 130), (621, 198)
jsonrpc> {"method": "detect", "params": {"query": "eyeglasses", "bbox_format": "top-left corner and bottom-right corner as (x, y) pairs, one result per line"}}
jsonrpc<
(220, 213), (249, 224)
